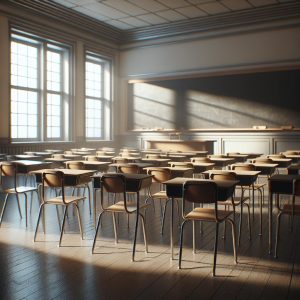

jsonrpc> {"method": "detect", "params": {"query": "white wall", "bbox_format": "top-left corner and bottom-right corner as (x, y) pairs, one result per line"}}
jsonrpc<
(120, 25), (300, 78)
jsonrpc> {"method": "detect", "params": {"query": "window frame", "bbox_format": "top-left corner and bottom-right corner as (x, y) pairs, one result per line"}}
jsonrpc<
(84, 51), (112, 141)
(10, 29), (72, 142)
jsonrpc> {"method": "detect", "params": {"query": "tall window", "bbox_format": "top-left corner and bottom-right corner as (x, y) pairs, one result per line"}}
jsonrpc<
(10, 31), (71, 141)
(85, 52), (111, 140)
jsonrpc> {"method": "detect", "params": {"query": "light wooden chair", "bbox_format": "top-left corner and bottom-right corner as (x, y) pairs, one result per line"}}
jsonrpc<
(34, 170), (85, 246)
(65, 161), (92, 214)
(231, 164), (265, 236)
(92, 173), (149, 261)
(210, 171), (251, 245)
(178, 180), (237, 276)
(0, 162), (38, 227)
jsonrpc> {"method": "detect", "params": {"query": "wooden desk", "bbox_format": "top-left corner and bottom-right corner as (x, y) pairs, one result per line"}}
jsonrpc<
(269, 158), (292, 168)
(268, 174), (300, 254)
(287, 164), (300, 175)
(164, 177), (238, 259)
(13, 155), (42, 161)
(64, 160), (110, 172)
(141, 158), (171, 166)
(202, 169), (260, 186)
(7, 160), (53, 173)
(112, 156), (142, 162)
(109, 162), (153, 173)
(208, 157), (235, 168)
(167, 161), (215, 174)
(31, 168), (96, 186)
(144, 167), (194, 178)
(226, 154), (249, 163)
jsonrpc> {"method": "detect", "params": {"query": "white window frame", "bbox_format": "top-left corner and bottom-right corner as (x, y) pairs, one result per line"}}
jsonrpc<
(10, 29), (71, 142)
(85, 51), (112, 141)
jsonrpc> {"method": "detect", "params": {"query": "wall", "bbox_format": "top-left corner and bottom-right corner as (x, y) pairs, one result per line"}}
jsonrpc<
(117, 20), (300, 153)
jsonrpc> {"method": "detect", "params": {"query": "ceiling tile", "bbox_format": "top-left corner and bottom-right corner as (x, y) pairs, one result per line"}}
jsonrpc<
(119, 16), (150, 27)
(197, 1), (230, 14)
(73, 5), (110, 20)
(137, 13), (168, 25)
(221, 0), (253, 10)
(156, 9), (188, 21)
(157, 0), (191, 9)
(103, 0), (148, 15)
(248, 0), (278, 6)
(176, 6), (208, 18)
(67, 0), (96, 5)
(84, 2), (128, 18)
(128, 0), (167, 12)
(105, 19), (134, 29)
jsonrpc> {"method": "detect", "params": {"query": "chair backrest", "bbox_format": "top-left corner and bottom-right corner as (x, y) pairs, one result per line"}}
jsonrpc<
(0, 162), (17, 188)
(52, 154), (65, 159)
(42, 171), (66, 203)
(208, 154), (225, 158)
(210, 171), (237, 181)
(64, 150), (73, 155)
(0, 162), (16, 177)
(253, 157), (273, 164)
(191, 157), (211, 163)
(267, 154), (285, 159)
(231, 164), (255, 171)
(170, 162), (194, 168)
(113, 158), (129, 164)
(66, 161), (85, 170)
(96, 150), (106, 156)
(86, 155), (98, 161)
(118, 164), (140, 174)
(283, 151), (299, 155)
(227, 152), (240, 155)
(146, 154), (161, 159)
(101, 174), (126, 193)
(183, 180), (218, 204)
(148, 168), (172, 183)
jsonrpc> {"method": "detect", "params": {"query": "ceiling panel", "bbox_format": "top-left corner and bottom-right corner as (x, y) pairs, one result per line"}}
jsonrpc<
(50, 0), (297, 30)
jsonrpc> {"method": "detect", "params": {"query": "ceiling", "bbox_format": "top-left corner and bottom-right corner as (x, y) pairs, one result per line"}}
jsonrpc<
(50, 0), (297, 31)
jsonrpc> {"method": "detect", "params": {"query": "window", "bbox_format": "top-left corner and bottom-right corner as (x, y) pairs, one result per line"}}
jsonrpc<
(85, 52), (111, 140)
(10, 31), (71, 141)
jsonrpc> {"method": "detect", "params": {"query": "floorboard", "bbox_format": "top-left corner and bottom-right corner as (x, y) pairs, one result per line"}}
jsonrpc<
(0, 186), (299, 300)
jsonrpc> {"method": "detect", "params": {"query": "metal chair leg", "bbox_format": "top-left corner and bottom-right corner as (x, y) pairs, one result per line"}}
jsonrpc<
(34, 204), (44, 242)
(92, 211), (104, 253)
(178, 220), (187, 269)
(213, 223), (219, 276)
(140, 213), (148, 253)
(74, 203), (83, 240)
(59, 206), (68, 247)
(227, 218), (238, 264)
(238, 204), (243, 246)
(274, 212), (283, 258)
(0, 194), (9, 226)
(16, 194), (23, 219)
(132, 212), (139, 262)
(112, 212), (118, 244)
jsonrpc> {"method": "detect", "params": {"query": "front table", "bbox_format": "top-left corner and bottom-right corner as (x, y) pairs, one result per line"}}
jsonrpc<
(164, 177), (238, 259)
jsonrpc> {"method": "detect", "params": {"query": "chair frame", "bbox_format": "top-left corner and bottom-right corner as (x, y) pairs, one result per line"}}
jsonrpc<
(92, 173), (148, 261)
(0, 162), (38, 227)
(34, 170), (85, 246)
(178, 180), (237, 276)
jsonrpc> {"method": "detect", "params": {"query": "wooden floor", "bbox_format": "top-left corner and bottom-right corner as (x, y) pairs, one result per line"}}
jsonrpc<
(0, 186), (299, 300)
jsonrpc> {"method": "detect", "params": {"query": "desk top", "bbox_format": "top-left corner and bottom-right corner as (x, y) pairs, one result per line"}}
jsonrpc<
(164, 177), (238, 200)
(30, 168), (96, 176)
(92, 173), (152, 192)
(269, 174), (300, 194)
